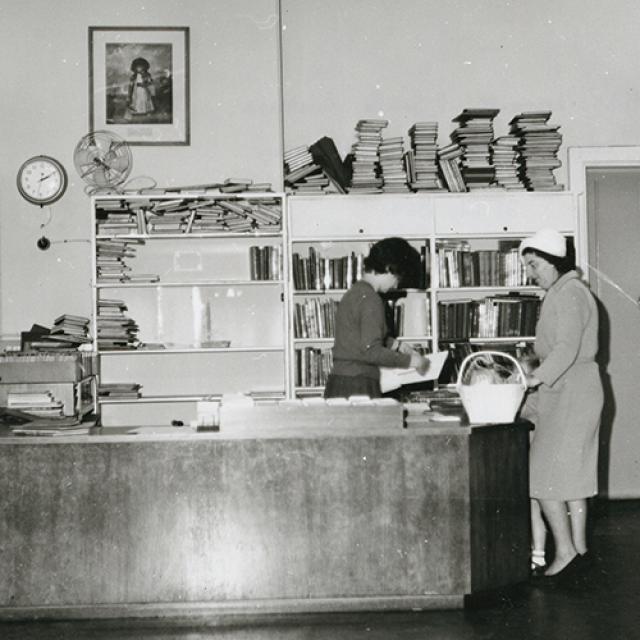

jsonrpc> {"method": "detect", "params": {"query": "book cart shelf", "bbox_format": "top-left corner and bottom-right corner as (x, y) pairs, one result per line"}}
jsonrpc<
(90, 192), (289, 427)
(286, 191), (578, 398)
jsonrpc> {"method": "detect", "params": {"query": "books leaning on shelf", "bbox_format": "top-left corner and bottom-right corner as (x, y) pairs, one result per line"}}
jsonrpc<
(95, 196), (282, 235)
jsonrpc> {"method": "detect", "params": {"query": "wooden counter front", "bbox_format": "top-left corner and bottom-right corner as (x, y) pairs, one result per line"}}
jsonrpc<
(0, 420), (530, 620)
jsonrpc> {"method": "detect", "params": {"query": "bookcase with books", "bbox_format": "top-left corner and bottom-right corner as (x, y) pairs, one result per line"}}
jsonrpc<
(91, 192), (288, 426)
(287, 191), (578, 395)
(287, 195), (435, 397)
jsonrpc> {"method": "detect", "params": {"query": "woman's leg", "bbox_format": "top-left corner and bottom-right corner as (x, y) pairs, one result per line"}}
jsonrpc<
(568, 498), (588, 555)
(538, 499), (577, 575)
(530, 498), (547, 570)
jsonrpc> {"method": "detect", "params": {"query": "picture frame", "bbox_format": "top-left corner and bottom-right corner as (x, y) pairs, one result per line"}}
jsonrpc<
(89, 26), (190, 146)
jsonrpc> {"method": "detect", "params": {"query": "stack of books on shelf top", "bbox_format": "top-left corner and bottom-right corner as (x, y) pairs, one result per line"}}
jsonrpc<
(509, 111), (564, 191)
(284, 144), (325, 193)
(407, 122), (443, 192)
(450, 108), (500, 191)
(142, 178), (273, 196)
(95, 196), (282, 235)
(96, 299), (139, 350)
(379, 136), (411, 193)
(348, 118), (388, 194)
(491, 135), (526, 191)
(437, 143), (466, 193)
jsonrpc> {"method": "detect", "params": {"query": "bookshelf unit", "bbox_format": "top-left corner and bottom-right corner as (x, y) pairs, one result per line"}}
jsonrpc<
(91, 193), (288, 426)
(287, 195), (435, 397)
(287, 191), (578, 394)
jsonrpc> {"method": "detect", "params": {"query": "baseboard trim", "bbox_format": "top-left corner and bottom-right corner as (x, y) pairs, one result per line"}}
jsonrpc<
(0, 595), (464, 622)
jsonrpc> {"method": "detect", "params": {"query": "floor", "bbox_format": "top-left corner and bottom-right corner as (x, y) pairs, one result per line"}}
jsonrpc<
(2, 499), (638, 640)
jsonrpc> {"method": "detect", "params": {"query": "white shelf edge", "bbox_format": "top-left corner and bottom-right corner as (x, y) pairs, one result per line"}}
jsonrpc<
(97, 280), (284, 289)
(97, 346), (286, 355)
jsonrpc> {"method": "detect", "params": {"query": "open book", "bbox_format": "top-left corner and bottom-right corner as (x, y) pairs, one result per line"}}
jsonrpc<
(380, 350), (449, 393)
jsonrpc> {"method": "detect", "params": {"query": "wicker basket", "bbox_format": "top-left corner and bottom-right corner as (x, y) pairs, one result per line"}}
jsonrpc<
(456, 350), (527, 424)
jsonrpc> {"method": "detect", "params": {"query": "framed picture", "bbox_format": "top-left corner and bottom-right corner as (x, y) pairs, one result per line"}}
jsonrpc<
(89, 26), (190, 146)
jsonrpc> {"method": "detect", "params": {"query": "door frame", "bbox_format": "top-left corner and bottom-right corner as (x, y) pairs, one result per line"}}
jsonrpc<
(568, 146), (640, 498)
(569, 146), (640, 288)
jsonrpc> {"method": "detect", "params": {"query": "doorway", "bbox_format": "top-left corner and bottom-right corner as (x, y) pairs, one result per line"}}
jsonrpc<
(569, 147), (640, 498)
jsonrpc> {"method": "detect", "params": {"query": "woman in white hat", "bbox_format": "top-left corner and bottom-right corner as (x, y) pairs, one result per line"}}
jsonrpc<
(520, 228), (603, 579)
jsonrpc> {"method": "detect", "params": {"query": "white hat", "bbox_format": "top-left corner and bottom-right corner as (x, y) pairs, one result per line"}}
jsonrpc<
(519, 228), (566, 258)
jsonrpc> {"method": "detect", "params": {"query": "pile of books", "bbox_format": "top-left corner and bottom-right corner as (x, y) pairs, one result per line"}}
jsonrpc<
(96, 238), (159, 284)
(438, 143), (466, 193)
(450, 108), (500, 190)
(348, 118), (388, 194)
(26, 315), (92, 351)
(379, 136), (411, 193)
(95, 196), (282, 235)
(509, 111), (564, 191)
(7, 391), (64, 418)
(283, 145), (326, 193)
(491, 135), (526, 190)
(407, 122), (443, 192)
(96, 298), (139, 350)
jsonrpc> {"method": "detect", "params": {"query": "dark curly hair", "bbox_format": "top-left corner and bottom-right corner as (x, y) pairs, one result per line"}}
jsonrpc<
(364, 237), (421, 285)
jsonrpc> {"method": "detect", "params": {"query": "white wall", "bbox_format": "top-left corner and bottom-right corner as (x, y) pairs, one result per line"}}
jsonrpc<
(281, 0), (640, 183)
(0, 0), (281, 342)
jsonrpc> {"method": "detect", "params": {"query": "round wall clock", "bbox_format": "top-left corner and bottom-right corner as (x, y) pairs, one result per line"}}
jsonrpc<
(17, 155), (68, 206)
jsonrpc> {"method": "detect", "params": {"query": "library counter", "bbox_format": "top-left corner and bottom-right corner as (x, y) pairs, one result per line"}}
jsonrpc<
(0, 419), (530, 621)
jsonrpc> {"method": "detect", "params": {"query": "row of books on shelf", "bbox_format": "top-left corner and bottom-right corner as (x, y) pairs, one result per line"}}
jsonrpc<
(292, 250), (364, 291)
(293, 294), (431, 341)
(96, 238), (282, 284)
(437, 242), (527, 288)
(293, 298), (339, 339)
(437, 295), (540, 340)
(285, 109), (563, 195)
(249, 245), (282, 281)
(294, 340), (535, 390)
(292, 247), (429, 291)
(295, 346), (333, 388)
(95, 196), (282, 235)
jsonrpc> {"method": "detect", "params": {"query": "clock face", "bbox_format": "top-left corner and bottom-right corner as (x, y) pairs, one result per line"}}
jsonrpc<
(17, 155), (68, 206)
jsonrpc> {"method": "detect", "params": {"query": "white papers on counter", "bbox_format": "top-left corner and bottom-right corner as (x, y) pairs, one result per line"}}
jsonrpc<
(380, 350), (449, 393)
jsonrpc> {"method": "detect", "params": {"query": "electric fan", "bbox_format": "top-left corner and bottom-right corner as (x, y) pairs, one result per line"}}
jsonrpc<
(73, 130), (133, 190)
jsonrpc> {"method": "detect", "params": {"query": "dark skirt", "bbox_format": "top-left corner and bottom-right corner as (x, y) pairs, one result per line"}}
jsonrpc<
(324, 374), (381, 399)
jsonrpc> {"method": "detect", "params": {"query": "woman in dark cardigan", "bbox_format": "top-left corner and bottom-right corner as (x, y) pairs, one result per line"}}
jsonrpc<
(324, 237), (429, 399)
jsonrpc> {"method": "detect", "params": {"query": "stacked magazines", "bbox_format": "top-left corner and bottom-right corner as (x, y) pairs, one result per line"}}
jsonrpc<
(0, 407), (97, 436)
